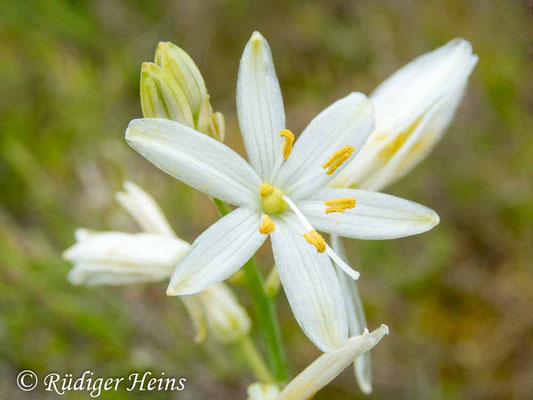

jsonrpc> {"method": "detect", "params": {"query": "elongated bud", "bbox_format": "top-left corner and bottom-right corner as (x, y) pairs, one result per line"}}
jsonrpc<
(155, 42), (207, 117)
(140, 62), (194, 126)
(198, 283), (251, 344)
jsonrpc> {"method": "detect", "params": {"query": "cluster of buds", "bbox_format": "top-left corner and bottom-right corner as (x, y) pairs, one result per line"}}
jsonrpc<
(140, 42), (225, 141)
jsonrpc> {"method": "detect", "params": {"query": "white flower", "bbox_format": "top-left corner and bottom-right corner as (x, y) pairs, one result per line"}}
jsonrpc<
(333, 38), (478, 191)
(126, 31), (439, 352)
(328, 38), (477, 393)
(278, 325), (389, 400)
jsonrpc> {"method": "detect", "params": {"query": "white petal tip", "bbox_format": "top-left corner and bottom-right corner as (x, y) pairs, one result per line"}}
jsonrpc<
(251, 31), (264, 41)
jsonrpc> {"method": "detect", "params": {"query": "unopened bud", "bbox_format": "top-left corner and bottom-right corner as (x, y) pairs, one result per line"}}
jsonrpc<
(155, 42), (207, 118)
(140, 62), (194, 126)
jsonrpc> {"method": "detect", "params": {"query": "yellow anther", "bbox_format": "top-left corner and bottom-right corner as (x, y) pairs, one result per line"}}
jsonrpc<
(322, 145), (355, 175)
(303, 230), (326, 253)
(280, 129), (295, 160)
(259, 215), (275, 234)
(324, 197), (356, 214)
(260, 183), (275, 198)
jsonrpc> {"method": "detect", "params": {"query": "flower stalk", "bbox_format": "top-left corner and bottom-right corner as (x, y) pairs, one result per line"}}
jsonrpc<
(213, 197), (287, 382)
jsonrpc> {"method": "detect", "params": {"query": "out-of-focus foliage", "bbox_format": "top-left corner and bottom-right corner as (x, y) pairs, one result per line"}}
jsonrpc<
(0, 0), (531, 399)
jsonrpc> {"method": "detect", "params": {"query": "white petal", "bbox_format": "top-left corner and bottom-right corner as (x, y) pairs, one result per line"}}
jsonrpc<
(63, 231), (189, 268)
(126, 118), (261, 208)
(299, 188), (439, 240)
(332, 38), (477, 189)
(371, 38), (477, 135)
(237, 31), (285, 180)
(358, 84), (466, 191)
(167, 207), (266, 295)
(278, 325), (388, 400)
(67, 262), (172, 286)
(273, 93), (374, 200)
(331, 235), (372, 394)
(270, 214), (348, 352)
(116, 181), (175, 236)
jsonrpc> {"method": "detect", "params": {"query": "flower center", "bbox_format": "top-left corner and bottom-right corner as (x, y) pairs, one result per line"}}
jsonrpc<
(260, 183), (288, 215)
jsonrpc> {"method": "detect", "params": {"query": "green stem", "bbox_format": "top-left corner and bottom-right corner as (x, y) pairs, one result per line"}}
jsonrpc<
(212, 198), (288, 382)
(238, 336), (274, 383)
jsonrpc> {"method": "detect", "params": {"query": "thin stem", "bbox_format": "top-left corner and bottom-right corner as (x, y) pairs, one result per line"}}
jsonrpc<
(212, 198), (288, 382)
(238, 336), (274, 383)
(242, 257), (287, 382)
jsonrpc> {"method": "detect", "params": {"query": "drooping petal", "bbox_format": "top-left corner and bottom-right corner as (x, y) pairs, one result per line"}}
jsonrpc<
(332, 38), (477, 190)
(273, 93), (373, 200)
(298, 188), (439, 240)
(278, 325), (389, 400)
(115, 181), (175, 236)
(331, 235), (372, 394)
(126, 118), (261, 208)
(237, 31), (285, 180)
(198, 283), (251, 344)
(167, 207), (266, 296)
(67, 262), (172, 286)
(270, 213), (348, 352)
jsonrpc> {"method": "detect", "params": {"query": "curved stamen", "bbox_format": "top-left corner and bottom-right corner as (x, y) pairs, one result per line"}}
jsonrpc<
(322, 145), (355, 175)
(280, 129), (295, 160)
(281, 195), (360, 280)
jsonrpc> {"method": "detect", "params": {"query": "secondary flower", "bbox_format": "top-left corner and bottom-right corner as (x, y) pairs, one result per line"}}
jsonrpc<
(249, 325), (388, 400)
(63, 181), (250, 344)
(126, 31), (439, 352)
(332, 38), (478, 191)
(329, 38), (478, 393)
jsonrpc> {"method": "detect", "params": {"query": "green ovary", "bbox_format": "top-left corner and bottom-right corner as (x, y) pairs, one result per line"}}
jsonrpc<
(261, 187), (288, 215)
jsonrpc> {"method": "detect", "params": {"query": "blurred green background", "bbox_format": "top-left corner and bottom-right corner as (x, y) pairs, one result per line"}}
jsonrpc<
(1, 0), (532, 398)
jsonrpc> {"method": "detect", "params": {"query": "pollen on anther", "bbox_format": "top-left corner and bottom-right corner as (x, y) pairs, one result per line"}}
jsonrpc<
(260, 183), (275, 198)
(259, 215), (275, 234)
(280, 129), (295, 160)
(303, 230), (326, 253)
(322, 145), (355, 175)
(325, 197), (356, 214)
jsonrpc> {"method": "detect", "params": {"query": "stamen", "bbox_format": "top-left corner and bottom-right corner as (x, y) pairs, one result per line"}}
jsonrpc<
(325, 197), (356, 214)
(281, 194), (360, 280)
(303, 230), (326, 253)
(259, 215), (275, 234)
(322, 145), (355, 175)
(280, 129), (295, 160)
(260, 183), (275, 198)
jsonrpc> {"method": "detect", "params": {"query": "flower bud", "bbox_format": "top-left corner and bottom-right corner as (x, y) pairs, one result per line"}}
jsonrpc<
(140, 62), (194, 126)
(247, 383), (280, 400)
(62, 231), (189, 286)
(198, 283), (251, 344)
(155, 42), (207, 118)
